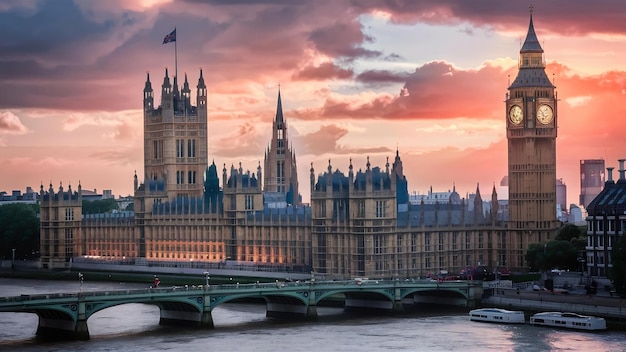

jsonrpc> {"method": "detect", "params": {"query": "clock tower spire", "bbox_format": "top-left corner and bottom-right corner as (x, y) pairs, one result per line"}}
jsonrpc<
(505, 10), (559, 268)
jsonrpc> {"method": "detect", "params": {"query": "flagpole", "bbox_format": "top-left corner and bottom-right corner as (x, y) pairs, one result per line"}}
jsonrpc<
(174, 27), (178, 86)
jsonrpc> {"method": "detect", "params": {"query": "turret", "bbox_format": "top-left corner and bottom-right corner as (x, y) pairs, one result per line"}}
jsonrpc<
(310, 162), (315, 194)
(222, 164), (227, 190)
(473, 183), (484, 225)
(161, 68), (173, 112)
(196, 69), (207, 111)
(491, 183), (499, 225)
(348, 158), (354, 183)
(180, 73), (191, 112)
(143, 72), (154, 112)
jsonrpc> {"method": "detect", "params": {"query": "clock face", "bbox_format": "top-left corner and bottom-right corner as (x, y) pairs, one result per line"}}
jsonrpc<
(509, 105), (523, 125)
(537, 104), (554, 124)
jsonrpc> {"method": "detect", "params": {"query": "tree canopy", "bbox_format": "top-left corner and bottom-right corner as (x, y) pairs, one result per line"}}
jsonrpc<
(610, 234), (626, 295)
(81, 199), (119, 214)
(555, 223), (585, 243)
(525, 224), (588, 272)
(0, 203), (40, 260)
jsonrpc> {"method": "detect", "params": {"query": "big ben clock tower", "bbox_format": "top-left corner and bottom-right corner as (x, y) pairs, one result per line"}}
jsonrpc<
(506, 10), (560, 267)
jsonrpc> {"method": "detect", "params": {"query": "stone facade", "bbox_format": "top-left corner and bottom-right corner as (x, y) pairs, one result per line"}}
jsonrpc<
(39, 183), (82, 269)
(504, 12), (560, 267)
(39, 13), (559, 277)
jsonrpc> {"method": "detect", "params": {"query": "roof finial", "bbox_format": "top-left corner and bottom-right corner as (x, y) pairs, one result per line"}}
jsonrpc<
(529, 4), (534, 14)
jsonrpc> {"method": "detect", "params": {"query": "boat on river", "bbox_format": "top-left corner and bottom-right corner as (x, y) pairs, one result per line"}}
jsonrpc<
(469, 308), (526, 324)
(530, 312), (607, 331)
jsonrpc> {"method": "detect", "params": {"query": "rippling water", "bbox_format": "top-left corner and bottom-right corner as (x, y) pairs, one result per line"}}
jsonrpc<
(1, 278), (625, 352)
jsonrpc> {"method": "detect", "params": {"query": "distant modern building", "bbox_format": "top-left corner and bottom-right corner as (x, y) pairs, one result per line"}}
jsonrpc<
(580, 159), (605, 208)
(568, 204), (586, 225)
(409, 186), (462, 205)
(0, 187), (38, 206)
(80, 188), (103, 202)
(115, 195), (134, 211)
(556, 178), (567, 215)
(585, 160), (626, 277)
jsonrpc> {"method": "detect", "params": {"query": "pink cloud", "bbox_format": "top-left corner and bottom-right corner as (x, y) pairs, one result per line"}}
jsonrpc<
(292, 62), (354, 81)
(0, 111), (29, 134)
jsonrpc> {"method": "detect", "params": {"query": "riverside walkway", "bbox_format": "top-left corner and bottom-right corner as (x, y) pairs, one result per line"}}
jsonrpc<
(482, 287), (626, 320)
(0, 279), (482, 340)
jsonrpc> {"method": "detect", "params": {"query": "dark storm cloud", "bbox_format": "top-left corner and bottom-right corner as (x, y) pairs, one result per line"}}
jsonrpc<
(309, 21), (381, 60)
(350, 0), (626, 35)
(356, 70), (409, 84)
(292, 62), (354, 81)
(1, 0), (625, 112)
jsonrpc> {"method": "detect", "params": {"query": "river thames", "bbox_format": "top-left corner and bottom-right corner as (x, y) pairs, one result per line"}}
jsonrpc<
(0, 277), (625, 351)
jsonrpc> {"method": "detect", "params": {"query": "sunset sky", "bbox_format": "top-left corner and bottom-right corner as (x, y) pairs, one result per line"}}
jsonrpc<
(1, 0), (626, 206)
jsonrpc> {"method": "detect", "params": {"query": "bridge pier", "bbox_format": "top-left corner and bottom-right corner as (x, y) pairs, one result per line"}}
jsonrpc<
(35, 302), (90, 341)
(200, 310), (214, 328)
(36, 316), (90, 341)
(159, 310), (205, 327)
(158, 296), (215, 329)
(345, 298), (393, 310)
(306, 304), (318, 319)
(266, 302), (317, 320)
(393, 300), (404, 313)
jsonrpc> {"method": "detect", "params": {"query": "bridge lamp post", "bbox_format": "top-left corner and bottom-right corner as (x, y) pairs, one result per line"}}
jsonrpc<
(78, 272), (84, 292)
(204, 271), (210, 288)
(578, 256), (586, 285)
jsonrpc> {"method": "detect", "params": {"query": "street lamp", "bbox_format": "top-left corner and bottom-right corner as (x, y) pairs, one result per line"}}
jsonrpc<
(578, 256), (586, 285)
(204, 271), (210, 288)
(11, 249), (15, 269)
(78, 272), (84, 291)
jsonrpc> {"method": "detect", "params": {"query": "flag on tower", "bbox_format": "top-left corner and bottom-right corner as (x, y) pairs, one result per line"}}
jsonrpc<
(162, 28), (176, 44)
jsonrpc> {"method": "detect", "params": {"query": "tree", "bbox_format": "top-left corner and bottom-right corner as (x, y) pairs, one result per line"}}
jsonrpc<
(525, 240), (579, 272)
(555, 223), (584, 243)
(610, 235), (626, 295)
(0, 203), (40, 260)
(82, 198), (119, 214)
(525, 243), (547, 271)
(545, 240), (579, 271)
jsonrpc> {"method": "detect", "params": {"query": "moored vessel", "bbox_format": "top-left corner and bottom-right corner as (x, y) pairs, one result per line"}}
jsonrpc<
(530, 312), (606, 331)
(469, 308), (526, 324)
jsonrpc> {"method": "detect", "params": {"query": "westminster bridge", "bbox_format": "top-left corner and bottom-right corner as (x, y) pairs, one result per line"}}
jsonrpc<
(0, 279), (482, 340)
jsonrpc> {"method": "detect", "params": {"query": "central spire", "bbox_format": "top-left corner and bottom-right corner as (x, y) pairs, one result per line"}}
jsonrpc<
(275, 85), (284, 123)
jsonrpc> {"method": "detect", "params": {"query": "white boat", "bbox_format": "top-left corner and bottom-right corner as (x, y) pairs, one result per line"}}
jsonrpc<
(469, 308), (526, 324)
(530, 312), (607, 331)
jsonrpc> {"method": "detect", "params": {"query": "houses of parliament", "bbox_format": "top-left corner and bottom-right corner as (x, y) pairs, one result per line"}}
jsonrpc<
(38, 13), (560, 279)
